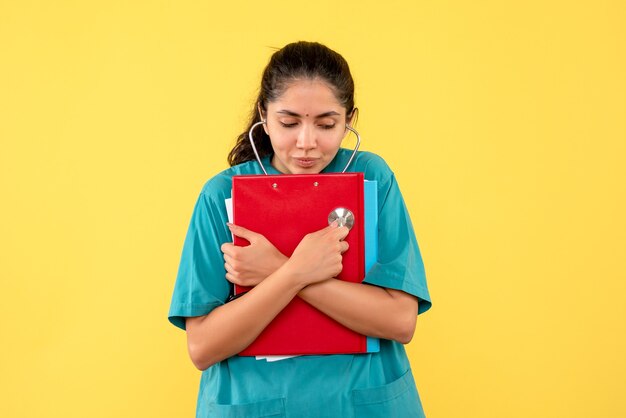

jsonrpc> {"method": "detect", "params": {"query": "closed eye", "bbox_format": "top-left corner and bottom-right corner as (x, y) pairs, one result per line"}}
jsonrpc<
(279, 122), (336, 129)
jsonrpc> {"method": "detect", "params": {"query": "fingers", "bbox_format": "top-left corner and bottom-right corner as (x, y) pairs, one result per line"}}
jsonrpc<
(225, 272), (243, 285)
(227, 223), (259, 243)
(221, 242), (234, 256)
(330, 226), (350, 255)
(335, 225), (350, 241)
(322, 221), (350, 237)
(309, 223), (350, 251)
(328, 219), (339, 229)
(224, 259), (246, 285)
(223, 253), (235, 267)
(325, 224), (350, 244)
(224, 260), (236, 275)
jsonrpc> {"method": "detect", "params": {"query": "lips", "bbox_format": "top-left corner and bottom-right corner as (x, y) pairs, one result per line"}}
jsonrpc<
(293, 157), (319, 168)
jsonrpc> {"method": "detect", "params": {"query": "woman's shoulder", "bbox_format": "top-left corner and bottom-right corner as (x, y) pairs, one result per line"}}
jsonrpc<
(346, 149), (394, 184)
(199, 160), (261, 200)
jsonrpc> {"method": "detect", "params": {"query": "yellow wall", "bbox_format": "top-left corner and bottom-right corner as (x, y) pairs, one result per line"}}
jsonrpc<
(1, 1), (624, 417)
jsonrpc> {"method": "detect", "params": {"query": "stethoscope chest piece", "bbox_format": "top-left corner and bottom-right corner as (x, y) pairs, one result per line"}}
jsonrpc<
(328, 208), (355, 230)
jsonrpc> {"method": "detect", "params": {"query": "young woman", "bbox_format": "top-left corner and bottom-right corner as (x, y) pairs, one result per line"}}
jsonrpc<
(168, 41), (432, 417)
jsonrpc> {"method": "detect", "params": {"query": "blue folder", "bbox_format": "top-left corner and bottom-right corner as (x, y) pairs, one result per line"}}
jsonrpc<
(364, 180), (380, 352)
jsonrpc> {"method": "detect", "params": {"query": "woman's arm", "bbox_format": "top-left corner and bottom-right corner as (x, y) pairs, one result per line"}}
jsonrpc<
(298, 280), (418, 344)
(186, 223), (349, 370)
(223, 224), (420, 345)
(186, 264), (304, 371)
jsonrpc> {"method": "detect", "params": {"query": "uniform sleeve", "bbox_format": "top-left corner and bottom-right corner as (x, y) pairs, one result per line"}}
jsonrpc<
(362, 173), (432, 315)
(168, 191), (232, 330)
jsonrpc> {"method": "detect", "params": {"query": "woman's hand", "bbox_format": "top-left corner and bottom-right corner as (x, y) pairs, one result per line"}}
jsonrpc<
(221, 224), (288, 287)
(284, 222), (350, 288)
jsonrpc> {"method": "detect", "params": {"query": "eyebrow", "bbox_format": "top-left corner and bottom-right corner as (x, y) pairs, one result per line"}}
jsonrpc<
(276, 110), (341, 118)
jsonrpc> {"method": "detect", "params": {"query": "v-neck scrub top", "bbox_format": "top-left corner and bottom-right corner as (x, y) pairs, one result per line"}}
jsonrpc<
(168, 149), (432, 418)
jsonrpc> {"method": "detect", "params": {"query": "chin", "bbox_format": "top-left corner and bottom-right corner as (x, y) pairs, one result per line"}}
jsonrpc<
(273, 156), (328, 174)
(290, 167), (321, 175)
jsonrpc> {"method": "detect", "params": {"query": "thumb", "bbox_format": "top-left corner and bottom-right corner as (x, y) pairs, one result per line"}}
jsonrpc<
(227, 223), (259, 243)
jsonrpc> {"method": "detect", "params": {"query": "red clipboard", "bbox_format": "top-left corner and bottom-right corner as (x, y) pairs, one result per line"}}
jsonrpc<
(232, 173), (367, 355)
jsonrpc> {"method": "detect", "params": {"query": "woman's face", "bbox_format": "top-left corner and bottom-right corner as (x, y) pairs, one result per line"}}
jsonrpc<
(263, 79), (351, 174)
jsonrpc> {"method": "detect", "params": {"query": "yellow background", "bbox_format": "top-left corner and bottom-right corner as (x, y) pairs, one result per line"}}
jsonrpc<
(1, 1), (624, 417)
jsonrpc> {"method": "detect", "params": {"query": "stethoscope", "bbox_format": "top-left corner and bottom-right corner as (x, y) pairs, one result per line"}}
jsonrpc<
(247, 120), (362, 175)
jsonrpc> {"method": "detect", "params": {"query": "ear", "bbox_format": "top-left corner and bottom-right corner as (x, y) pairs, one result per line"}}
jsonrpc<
(257, 103), (269, 135)
(257, 103), (265, 121)
(344, 108), (358, 139)
(346, 107), (358, 128)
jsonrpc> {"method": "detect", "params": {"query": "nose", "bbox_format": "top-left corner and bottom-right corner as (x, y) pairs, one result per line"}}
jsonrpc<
(296, 124), (317, 150)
